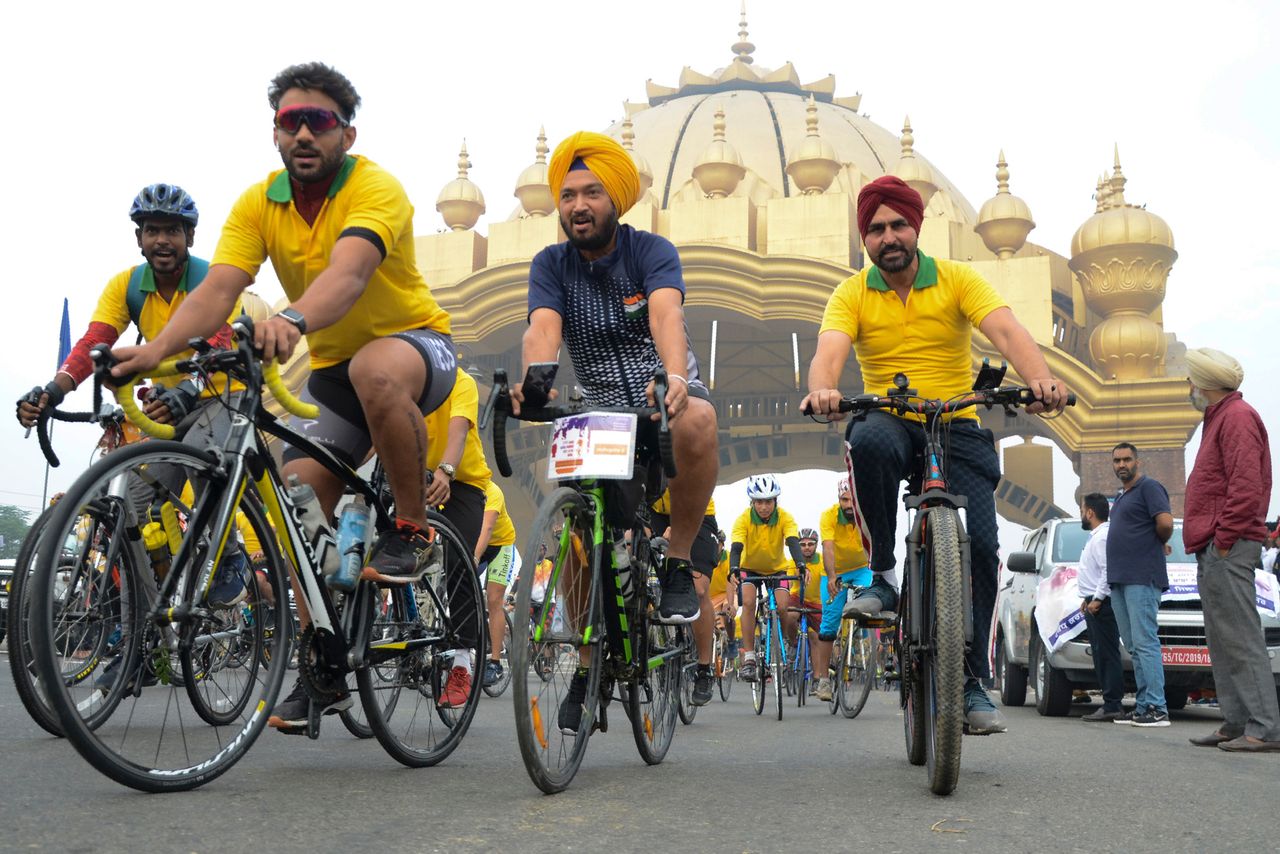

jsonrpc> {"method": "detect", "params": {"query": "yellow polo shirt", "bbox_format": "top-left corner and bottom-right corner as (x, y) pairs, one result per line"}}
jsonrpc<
(800, 553), (825, 606)
(425, 369), (492, 488)
(212, 155), (450, 369)
(90, 260), (241, 393)
(650, 489), (715, 518)
(709, 550), (731, 597)
(483, 480), (517, 548)
(731, 506), (799, 574)
(819, 503), (869, 572)
(819, 251), (1006, 421)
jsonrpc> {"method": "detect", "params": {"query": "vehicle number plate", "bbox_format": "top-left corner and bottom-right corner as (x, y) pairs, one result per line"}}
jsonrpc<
(1161, 645), (1211, 667)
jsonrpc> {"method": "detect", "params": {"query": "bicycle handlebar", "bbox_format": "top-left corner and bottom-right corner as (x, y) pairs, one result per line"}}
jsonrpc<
(800, 381), (1076, 419)
(88, 316), (319, 440)
(34, 402), (100, 468)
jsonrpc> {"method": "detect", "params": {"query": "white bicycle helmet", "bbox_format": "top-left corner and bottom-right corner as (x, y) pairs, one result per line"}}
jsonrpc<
(745, 474), (781, 500)
(836, 477), (852, 498)
(798, 527), (819, 542)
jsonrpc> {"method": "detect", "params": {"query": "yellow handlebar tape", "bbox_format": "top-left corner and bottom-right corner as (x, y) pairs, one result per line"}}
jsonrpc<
(264, 363), (318, 419)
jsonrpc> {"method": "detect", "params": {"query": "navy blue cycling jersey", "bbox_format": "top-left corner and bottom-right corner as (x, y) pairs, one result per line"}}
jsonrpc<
(528, 224), (704, 407)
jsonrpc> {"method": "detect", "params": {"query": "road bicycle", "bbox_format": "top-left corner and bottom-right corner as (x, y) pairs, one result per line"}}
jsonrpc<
(485, 368), (691, 794)
(739, 572), (799, 721)
(808, 369), (1074, 795)
(712, 612), (737, 702)
(27, 319), (484, 791)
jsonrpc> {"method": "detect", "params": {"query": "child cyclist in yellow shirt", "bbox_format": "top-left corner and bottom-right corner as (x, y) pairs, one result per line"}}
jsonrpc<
(811, 477), (872, 701)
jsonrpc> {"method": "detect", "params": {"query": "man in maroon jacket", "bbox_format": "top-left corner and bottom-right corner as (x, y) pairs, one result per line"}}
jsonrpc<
(1182, 347), (1280, 753)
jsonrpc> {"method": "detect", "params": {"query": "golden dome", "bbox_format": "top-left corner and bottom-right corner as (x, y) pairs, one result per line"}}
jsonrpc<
(892, 117), (937, 209)
(514, 126), (554, 217)
(621, 114), (655, 197)
(975, 150), (1035, 259)
(436, 141), (485, 231)
(1070, 148), (1175, 257)
(693, 106), (746, 198)
(601, 16), (976, 222)
(785, 95), (840, 195)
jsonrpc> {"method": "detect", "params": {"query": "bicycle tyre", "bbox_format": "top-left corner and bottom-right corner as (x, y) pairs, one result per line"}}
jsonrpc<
(900, 560), (927, 767)
(630, 619), (679, 763)
(770, 615), (784, 721)
(481, 610), (515, 698)
(8, 505), (70, 736)
(511, 487), (602, 794)
(29, 441), (290, 792)
(751, 621), (765, 715)
(676, 642), (697, 725)
(922, 507), (965, 795)
(828, 628), (843, 716)
(716, 630), (734, 702)
(795, 631), (808, 708)
(361, 511), (485, 767)
(839, 627), (876, 719)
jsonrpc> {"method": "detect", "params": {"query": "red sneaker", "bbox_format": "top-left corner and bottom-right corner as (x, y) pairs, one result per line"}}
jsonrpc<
(438, 666), (472, 709)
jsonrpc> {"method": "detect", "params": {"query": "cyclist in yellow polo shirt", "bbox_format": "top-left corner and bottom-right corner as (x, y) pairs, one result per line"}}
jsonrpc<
(475, 481), (518, 690)
(708, 530), (739, 658)
(811, 478), (873, 701)
(795, 526), (824, 693)
(651, 489), (720, 705)
(729, 475), (807, 683)
(112, 63), (462, 731)
(423, 367), (495, 706)
(803, 175), (1067, 734)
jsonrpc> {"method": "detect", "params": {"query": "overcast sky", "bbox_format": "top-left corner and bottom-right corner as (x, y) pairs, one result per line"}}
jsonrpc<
(2, 0), (1276, 540)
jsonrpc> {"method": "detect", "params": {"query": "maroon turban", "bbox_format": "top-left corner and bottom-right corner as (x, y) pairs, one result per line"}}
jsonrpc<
(856, 175), (924, 238)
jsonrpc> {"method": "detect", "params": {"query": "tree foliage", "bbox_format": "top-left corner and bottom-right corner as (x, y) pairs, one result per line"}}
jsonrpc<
(0, 504), (33, 560)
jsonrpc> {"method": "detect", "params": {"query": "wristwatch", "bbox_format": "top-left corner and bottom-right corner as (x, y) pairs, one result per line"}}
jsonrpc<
(276, 307), (307, 334)
(437, 462), (456, 480)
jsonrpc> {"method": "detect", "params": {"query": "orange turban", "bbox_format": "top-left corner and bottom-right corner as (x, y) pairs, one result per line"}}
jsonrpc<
(548, 131), (640, 217)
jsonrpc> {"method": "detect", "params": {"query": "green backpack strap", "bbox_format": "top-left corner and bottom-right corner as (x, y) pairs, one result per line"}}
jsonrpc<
(125, 256), (211, 331)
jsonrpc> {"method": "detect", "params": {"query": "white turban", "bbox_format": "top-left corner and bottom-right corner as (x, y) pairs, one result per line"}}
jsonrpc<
(1185, 347), (1243, 391)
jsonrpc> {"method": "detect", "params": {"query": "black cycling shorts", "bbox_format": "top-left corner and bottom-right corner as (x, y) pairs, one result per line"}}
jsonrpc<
(283, 328), (457, 468)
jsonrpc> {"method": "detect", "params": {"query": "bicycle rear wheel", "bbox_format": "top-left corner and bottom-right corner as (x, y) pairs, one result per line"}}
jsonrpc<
(360, 512), (485, 767)
(511, 487), (601, 794)
(828, 627), (844, 715)
(839, 627), (876, 719)
(922, 507), (965, 795)
(28, 441), (290, 792)
(630, 619), (679, 763)
(676, 629), (697, 725)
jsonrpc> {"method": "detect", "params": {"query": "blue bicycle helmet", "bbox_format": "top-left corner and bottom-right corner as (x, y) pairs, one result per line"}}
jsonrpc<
(129, 183), (199, 227)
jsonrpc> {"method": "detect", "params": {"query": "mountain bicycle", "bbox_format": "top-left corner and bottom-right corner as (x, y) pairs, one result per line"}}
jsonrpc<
(484, 368), (690, 794)
(27, 318), (484, 792)
(805, 370), (1074, 795)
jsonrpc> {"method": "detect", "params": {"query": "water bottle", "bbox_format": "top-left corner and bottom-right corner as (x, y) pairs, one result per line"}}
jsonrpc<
(614, 535), (635, 604)
(286, 475), (340, 578)
(141, 520), (171, 578)
(330, 496), (370, 592)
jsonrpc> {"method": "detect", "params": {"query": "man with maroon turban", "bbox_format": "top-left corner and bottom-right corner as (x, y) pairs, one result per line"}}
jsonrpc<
(802, 175), (1068, 735)
(514, 131), (722, 727)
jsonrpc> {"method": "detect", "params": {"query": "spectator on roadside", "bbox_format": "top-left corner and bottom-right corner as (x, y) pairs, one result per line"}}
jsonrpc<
(1077, 492), (1125, 722)
(1261, 521), (1277, 577)
(1182, 347), (1280, 753)
(1107, 442), (1174, 727)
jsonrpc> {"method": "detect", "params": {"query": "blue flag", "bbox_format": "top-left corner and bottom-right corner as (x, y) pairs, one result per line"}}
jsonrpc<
(56, 298), (71, 369)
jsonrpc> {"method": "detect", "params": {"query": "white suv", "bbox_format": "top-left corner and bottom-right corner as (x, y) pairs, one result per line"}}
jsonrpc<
(991, 517), (1280, 715)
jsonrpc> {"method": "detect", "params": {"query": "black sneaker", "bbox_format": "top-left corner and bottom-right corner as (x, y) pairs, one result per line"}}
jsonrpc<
(363, 521), (434, 583)
(1112, 710), (1137, 725)
(207, 548), (249, 609)
(558, 667), (590, 734)
(657, 559), (700, 624)
(691, 664), (714, 706)
(482, 659), (504, 687)
(267, 677), (352, 731)
(739, 659), (759, 682)
(1131, 709), (1171, 727)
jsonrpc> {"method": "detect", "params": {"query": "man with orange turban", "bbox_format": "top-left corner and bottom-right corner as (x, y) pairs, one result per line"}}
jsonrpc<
(515, 130), (722, 723)
(803, 173), (1069, 735)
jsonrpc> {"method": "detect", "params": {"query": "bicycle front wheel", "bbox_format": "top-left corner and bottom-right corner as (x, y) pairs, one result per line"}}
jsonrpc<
(716, 629), (734, 702)
(839, 627), (876, 719)
(676, 630), (697, 725)
(922, 507), (965, 795)
(770, 616), (784, 721)
(511, 487), (601, 794)
(360, 512), (485, 767)
(751, 621), (765, 715)
(630, 619), (679, 763)
(28, 441), (289, 792)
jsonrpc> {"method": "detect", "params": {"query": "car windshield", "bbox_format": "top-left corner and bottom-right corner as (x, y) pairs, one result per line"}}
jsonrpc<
(1053, 522), (1191, 563)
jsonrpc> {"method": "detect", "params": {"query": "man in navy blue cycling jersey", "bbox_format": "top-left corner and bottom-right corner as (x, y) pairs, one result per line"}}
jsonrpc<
(513, 131), (719, 727)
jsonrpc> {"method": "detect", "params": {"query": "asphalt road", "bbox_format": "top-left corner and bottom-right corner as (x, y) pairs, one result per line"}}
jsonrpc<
(1, 649), (1275, 854)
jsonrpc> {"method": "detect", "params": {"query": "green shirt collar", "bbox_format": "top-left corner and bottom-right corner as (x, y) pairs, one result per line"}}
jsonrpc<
(137, 260), (197, 295)
(266, 155), (358, 203)
(750, 508), (779, 527)
(865, 250), (938, 292)
(805, 552), (821, 566)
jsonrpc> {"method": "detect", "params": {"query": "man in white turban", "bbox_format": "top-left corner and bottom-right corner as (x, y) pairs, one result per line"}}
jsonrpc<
(1182, 347), (1280, 752)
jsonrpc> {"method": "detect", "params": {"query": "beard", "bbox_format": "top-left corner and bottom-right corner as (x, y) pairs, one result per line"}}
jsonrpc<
(562, 209), (619, 253)
(873, 242), (914, 273)
(1189, 388), (1210, 412)
(282, 143), (347, 184)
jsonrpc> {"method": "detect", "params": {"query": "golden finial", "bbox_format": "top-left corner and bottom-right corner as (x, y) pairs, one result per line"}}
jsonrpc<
(694, 104), (746, 198)
(436, 139), (485, 231)
(976, 149), (1035, 259)
(732, 1), (755, 64)
(515, 128), (553, 217)
(713, 106), (727, 141)
(787, 95), (840, 195)
(892, 115), (937, 208)
(1108, 143), (1127, 206)
(620, 111), (654, 196)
